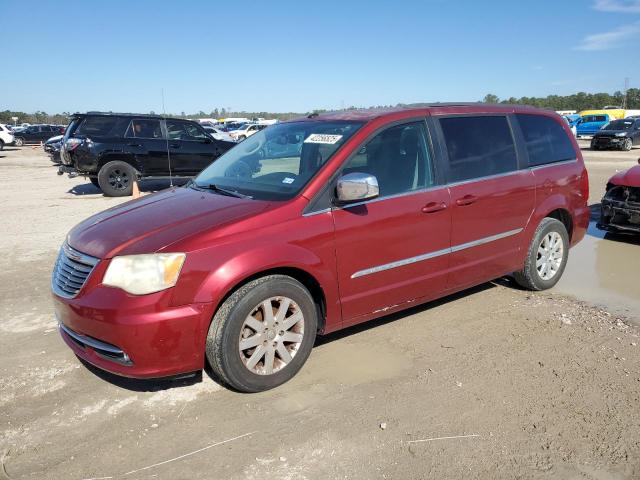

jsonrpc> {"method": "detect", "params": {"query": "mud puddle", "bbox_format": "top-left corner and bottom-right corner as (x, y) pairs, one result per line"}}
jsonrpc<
(554, 221), (640, 325)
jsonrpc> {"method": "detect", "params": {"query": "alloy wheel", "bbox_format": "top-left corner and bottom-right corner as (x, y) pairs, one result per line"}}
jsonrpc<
(238, 296), (304, 375)
(536, 231), (564, 281)
(108, 168), (130, 190)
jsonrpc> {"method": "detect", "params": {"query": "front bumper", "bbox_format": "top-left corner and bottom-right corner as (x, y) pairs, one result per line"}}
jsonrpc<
(598, 197), (640, 233)
(53, 288), (214, 378)
(592, 136), (626, 149)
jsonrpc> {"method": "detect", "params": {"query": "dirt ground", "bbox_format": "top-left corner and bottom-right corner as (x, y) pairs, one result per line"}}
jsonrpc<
(0, 142), (639, 480)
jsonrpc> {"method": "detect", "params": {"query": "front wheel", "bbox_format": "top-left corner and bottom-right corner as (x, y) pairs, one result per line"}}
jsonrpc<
(206, 275), (317, 392)
(513, 218), (569, 291)
(15, 137), (24, 147)
(623, 138), (632, 151)
(97, 161), (135, 196)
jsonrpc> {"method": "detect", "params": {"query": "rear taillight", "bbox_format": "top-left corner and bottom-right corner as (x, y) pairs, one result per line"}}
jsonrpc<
(66, 138), (82, 151)
(580, 170), (589, 200)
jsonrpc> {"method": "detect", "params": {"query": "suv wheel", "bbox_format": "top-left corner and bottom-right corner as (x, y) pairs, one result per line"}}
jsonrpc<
(98, 161), (135, 197)
(206, 275), (317, 392)
(623, 138), (632, 151)
(15, 137), (24, 147)
(513, 218), (569, 291)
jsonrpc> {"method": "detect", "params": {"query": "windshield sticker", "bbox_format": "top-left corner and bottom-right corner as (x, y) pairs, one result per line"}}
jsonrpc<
(282, 177), (295, 184)
(304, 134), (343, 144)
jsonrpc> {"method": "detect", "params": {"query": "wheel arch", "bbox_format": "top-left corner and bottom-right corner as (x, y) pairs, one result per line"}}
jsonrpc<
(97, 153), (142, 175)
(213, 266), (328, 334)
(545, 207), (573, 240)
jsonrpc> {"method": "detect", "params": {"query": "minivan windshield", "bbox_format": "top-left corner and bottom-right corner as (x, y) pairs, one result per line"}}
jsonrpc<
(193, 120), (363, 200)
(603, 120), (634, 130)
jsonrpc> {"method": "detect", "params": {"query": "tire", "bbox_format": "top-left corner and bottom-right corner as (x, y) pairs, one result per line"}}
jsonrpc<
(514, 218), (569, 291)
(206, 275), (318, 392)
(97, 161), (135, 197)
(89, 177), (101, 189)
(0, 140), (4, 151)
(623, 138), (632, 151)
(15, 137), (24, 147)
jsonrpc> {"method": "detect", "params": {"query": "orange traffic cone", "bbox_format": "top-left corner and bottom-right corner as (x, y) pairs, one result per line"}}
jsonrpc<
(132, 180), (140, 199)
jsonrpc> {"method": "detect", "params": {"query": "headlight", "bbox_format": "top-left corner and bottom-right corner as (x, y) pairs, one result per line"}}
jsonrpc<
(103, 253), (186, 295)
(615, 132), (627, 137)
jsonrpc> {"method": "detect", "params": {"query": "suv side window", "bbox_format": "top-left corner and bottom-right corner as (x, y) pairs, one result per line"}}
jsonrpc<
(77, 116), (124, 136)
(184, 123), (209, 140)
(516, 114), (576, 166)
(439, 115), (517, 183)
(125, 119), (163, 139)
(341, 121), (434, 198)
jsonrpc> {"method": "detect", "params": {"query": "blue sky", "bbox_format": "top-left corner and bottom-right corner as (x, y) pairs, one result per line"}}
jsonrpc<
(1, 0), (639, 114)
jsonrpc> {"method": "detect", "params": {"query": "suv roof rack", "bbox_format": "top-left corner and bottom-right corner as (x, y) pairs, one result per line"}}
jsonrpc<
(71, 111), (166, 119)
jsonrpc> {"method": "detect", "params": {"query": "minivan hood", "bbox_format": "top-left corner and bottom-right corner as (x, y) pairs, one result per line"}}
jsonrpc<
(68, 187), (272, 258)
(609, 165), (640, 188)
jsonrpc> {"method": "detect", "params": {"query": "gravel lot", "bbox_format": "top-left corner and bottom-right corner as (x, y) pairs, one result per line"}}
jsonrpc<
(0, 143), (639, 479)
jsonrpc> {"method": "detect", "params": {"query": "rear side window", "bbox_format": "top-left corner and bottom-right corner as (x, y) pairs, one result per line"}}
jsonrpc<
(517, 114), (576, 166)
(439, 116), (517, 183)
(76, 116), (123, 136)
(125, 119), (163, 139)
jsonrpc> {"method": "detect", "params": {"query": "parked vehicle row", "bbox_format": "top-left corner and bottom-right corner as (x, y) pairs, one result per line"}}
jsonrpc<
(57, 112), (236, 196)
(591, 118), (640, 151)
(0, 124), (15, 150)
(52, 104), (590, 392)
(12, 124), (65, 146)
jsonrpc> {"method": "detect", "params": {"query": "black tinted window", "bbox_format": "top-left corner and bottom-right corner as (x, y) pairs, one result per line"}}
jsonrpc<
(440, 116), (517, 182)
(125, 119), (163, 139)
(342, 122), (434, 197)
(76, 116), (123, 136)
(517, 114), (576, 166)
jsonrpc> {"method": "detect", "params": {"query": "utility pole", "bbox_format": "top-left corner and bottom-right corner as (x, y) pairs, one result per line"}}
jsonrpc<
(623, 77), (629, 109)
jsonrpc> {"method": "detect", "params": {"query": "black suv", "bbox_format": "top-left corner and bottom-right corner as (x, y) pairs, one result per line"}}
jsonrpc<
(14, 125), (65, 146)
(591, 118), (640, 151)
(59, 112), (236, 196)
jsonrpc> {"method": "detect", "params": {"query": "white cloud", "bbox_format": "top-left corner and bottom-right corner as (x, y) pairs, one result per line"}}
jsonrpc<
(593, 0), (640, 13)
(575, 21), (640, 50)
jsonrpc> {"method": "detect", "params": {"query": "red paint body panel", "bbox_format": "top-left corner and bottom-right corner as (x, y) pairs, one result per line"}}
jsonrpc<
(609, 165), (640, 187)
(53, 105), (589, 379)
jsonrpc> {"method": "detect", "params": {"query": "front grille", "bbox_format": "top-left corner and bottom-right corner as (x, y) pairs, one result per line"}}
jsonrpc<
(52, 244), (99, 298)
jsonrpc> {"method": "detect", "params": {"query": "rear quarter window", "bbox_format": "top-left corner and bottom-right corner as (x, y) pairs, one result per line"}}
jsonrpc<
(516, 114), (576, 167)
(75, 116), (127, 137)
(439, 115), (517, 183)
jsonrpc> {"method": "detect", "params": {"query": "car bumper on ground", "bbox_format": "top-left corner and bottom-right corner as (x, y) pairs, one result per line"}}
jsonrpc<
(53, 290), (214, 378)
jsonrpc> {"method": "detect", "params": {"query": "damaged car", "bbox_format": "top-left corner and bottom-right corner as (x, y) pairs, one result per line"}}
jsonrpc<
(591, 118), (640, 151)
(598, 161), (640, 233)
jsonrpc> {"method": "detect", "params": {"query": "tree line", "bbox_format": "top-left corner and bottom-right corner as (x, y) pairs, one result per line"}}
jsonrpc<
(481, 89), (640, 111)
(2, 88), (639, 125)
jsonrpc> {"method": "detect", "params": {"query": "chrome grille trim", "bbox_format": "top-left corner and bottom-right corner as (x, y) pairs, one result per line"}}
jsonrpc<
(51, 243), (99, 298)
(59, 322), (132, 366)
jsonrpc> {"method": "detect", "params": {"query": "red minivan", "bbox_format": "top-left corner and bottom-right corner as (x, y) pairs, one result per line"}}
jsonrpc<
(52, 105), (590, 392)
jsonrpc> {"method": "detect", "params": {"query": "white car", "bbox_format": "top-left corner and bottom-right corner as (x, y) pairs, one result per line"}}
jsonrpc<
(0, 124), (15, 149)
(229, 123), (267, 141)
(203, 126), (235, 142)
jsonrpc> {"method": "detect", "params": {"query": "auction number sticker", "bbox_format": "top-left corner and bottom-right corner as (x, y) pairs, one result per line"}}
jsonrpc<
(304, 134), (343, 144)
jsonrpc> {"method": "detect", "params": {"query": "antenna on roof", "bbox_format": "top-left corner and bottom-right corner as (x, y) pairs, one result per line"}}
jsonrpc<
(162, 88), (174, 188)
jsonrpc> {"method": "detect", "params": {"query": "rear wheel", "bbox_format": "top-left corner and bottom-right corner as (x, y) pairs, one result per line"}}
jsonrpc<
(514, 218), (569, 291)
(206, 275), (317, 392)
(623, 138), (632, 151)
(15, 137), (24, 147)
(97, 161), (135, 197)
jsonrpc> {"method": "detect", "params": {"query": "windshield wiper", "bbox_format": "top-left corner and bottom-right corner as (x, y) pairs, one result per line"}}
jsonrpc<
(195, 183), (252, 199)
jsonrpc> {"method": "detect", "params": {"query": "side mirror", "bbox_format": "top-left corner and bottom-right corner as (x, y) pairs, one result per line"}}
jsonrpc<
(336, 172), (379, 203)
